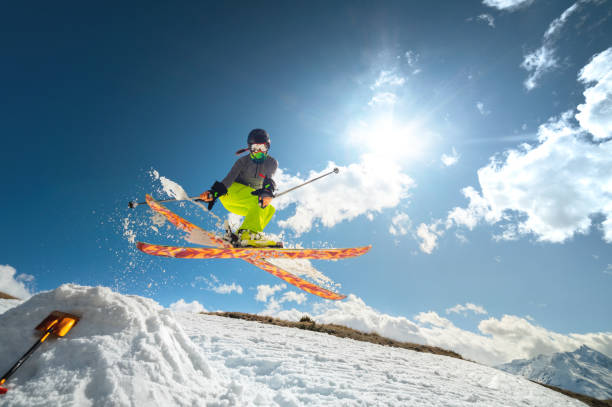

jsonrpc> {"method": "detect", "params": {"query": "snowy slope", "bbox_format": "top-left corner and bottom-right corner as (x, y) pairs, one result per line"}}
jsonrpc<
(0, 285), (586, 406)
(497, 346), (612, 400)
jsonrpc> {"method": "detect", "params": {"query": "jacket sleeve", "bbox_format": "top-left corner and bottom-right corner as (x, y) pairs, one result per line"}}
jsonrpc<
(265, 157), (278, 179)
(221, 157), (245, 189)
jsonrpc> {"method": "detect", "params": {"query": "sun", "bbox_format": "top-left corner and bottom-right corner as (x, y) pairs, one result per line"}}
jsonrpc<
(348, 114), (429, 162)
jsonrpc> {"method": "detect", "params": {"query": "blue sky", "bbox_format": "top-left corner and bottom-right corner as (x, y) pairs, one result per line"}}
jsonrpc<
(1, 0), (611, 365)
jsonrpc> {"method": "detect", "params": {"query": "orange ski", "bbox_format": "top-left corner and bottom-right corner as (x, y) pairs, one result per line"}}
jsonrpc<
(136, 242), (371, 260)
(142, 194), (349, 300)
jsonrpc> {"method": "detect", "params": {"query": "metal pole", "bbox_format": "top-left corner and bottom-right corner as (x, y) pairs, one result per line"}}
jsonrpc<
(128, 196), (200, 208)
(128, 167), (339, 207)
(274, 167), (339, 198)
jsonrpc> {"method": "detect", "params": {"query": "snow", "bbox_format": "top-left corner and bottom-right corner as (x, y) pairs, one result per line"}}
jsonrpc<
(497, 345), (612, 399)
(0, 285), (217, 406)
(0, 285), (586, 406)
(0, 298), (21, 315)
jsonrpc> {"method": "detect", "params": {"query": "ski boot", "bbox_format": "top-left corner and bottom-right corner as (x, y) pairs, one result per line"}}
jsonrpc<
(235, 229), (283, 248)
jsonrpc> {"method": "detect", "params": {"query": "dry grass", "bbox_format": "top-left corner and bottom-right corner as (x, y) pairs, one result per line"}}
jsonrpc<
(205, 311), (463, 359)
(532, 381), (612, 407)
(0, 291), (19, 300)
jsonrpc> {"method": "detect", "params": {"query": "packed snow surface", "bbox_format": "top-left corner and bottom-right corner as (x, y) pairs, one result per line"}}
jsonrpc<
(0, 285), (585, 406)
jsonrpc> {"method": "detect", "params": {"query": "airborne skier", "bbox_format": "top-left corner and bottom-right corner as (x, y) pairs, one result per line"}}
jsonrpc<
(199, 129), (280, 247)
(132, 134), (369, 299)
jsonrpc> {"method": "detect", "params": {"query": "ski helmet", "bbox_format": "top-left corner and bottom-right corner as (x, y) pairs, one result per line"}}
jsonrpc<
(247, 129), (270, 149)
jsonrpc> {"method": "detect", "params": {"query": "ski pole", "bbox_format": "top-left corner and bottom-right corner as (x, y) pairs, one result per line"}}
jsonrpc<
(128, 196), (200, 208)
(128, 167), (339, 207)
(274, 167), (339, 199)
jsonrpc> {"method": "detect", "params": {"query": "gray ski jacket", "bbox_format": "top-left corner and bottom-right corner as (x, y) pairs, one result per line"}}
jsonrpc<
(221, 155), (278, 190)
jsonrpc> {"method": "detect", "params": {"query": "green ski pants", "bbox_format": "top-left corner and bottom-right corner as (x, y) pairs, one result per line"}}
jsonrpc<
(219, 182), (275, 233)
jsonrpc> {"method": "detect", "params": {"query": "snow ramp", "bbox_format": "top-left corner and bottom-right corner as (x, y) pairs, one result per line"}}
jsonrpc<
(0, 284), (219, 406)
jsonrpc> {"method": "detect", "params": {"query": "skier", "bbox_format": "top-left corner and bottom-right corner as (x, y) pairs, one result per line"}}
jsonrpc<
(199, 129), (280, 247)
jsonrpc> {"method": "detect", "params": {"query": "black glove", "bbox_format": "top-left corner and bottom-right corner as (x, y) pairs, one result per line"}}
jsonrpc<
(251, 177), (276, 208)
(197, 181), (228, 210)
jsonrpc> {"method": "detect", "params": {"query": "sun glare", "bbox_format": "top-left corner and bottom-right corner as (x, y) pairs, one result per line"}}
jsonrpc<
(349, 115), (429, 163)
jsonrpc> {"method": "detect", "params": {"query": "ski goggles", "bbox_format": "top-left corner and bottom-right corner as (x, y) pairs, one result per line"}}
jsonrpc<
(250, 143), (268, 153)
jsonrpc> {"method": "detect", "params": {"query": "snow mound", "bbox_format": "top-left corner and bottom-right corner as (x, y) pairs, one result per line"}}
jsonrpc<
(0, 284), (218, 406)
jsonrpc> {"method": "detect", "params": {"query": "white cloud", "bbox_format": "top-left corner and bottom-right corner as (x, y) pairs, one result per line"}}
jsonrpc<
(455, 232), (468, 244)
(520, 2), (585, 90)
(415, 311), (453, 328)
(605, 264), (612, 275)
(576, 48), (612, 141)
(478, 14), (495, 27)
(307, 295), (612, 366)
(0, 265), (33, 299)
(543, 2), (580, 41)
(169, 299), (207, 313)
(404, 51), (421, 74)
(275, 158), (415, 236)
(255, 284), (286, 302)
(441, 49), (612, 246)
(521, 46), (558, 91)
(389, 212), (411, 236)
(247, 287), (612, 366)
(280, 291), (307, 305)
(258, 290), (307, 316)
(17, 273), (34, 282)
(211, 283), (243, 295)
(372, 70), (406, 89)
(313, 295), (424, 341)
(368, 92), (398, 107)
(260, 298), (282, 315)
(197, 274), (243, 295)
(446, 303), (488, 316)
(441, 147), (460, 167)
(493, 224), (520, 242)
(447, 186), (500, 231)
(405, 51), (419, 67)
(478, 315), (612, 364)
(476, 102), (491, 116)
(482, 0), (535, 11)
(456, 111), (612, 243)
(416, 221), (445, 254)
(468, 14), (496, 27)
